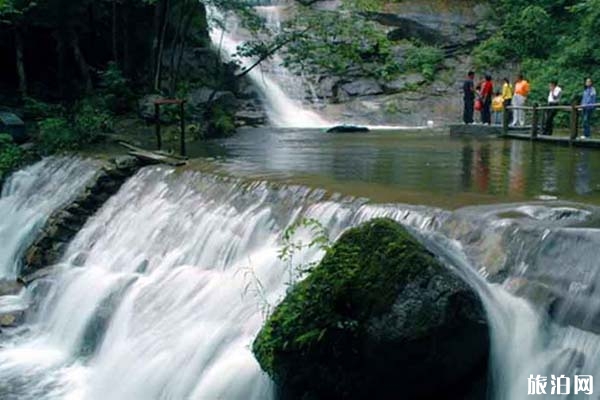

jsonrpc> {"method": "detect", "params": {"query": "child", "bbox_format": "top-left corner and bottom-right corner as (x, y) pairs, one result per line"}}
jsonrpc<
(474, 85), (483, 123)
(492, 91), (505, 125)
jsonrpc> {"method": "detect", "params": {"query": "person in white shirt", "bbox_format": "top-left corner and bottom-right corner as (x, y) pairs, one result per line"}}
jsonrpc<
(543, 80), (562, 135)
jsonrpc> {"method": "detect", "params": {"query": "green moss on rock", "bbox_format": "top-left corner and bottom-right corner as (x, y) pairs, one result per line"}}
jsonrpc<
(253, 218), (488, 400)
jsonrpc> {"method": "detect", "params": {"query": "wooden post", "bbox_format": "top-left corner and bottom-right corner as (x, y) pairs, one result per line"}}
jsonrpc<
(154, 103), (162, 150)
(179, 101), (186, 156)
(502, 106), (510, 136)
(570, 103), (578, 141)
(531, 103), (539, 139)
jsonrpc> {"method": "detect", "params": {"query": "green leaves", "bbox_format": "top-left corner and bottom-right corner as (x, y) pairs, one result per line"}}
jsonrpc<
(0, 133), (24, 181)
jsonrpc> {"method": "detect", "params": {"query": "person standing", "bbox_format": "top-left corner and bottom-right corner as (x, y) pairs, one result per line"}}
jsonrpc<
(463, 71), (475, 124)
(492, 91), (505, 125)
(502, 78), (513, 122)
(543, 80), (562, 135)
(480, 74), (494, 125)
(512, 74), (530, 127)
(581, 77), (597, 139)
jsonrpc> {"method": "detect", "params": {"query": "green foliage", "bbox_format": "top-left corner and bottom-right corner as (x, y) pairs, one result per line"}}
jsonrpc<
(502, 6), (552, 59)
(473, 0), (599, 128)
(0, 133), (24, 181)
(404, 45), (444, 81)
(206, 104), (236, 138)
(73, 99), (113, 144)
(253, 218), (441, 396)
(276, 9), (401, 81)
(473, 36), (512, 69)
(23, 97), (65, 121)
(278, 217), (331, 286)
(38, 117), (78, 153)
(99, 62), (134, 114)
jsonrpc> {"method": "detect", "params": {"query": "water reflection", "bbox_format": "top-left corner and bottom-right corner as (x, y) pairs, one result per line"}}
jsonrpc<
(575, 150), (592, 195)
(199, 128), (600, 207)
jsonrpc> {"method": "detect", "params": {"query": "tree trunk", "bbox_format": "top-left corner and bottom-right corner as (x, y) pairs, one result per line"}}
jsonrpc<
(112, 0), (119, 64)
(170, 2), (196, 94)
(53, 31), (65, 97)
(15, 29), (27, 97)
(71, 33), (93, 93)
(153, 0), (170, 92)
(122, 3), (130, 77)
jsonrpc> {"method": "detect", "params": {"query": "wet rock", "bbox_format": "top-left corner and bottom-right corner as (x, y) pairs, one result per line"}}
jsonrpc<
(0, 310), (25, 328)
(383, 73), (426, 93)
(187, 88), (238, 112)
(340, 79), (383, 97)
(137, 94), (164, 122)
(235, 110), (267, 127)
(21, 158), (141, 276)
(21, 266), (60, 285)
(253, 218), (489, 400)
(0, 280), (24, 296)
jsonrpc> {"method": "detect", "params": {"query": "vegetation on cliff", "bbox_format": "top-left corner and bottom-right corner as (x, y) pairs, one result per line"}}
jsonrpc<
(474, 0), (600, 104)
(253, 218), (489, 399)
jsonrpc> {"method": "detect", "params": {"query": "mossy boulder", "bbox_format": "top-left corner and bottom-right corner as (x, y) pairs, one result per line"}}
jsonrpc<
(253, 218), (489, 400)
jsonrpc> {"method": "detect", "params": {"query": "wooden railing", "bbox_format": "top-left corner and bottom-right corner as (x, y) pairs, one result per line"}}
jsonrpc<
(503, 102), (600, 140)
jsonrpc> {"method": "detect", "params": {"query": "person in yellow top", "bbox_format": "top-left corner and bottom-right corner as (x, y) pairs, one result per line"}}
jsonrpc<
(502, 78), (513, 122)
(492, 91), (505, 125)
(511, 74), (530, 127)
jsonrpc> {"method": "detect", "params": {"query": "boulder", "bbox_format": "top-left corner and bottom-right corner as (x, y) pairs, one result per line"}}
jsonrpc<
(0, 310), (25, 328)
(137, 94), (163, 122)
(235, 110), (267, 127)
(187, 88), (237, 113)
(0, 279), (24, 296)
(340, 79), (383, 97)
(253, 218), (489, 400)
(383, 73), (427, 93)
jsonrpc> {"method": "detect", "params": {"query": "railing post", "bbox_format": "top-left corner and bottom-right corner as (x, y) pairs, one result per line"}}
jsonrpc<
(154, 103), (162, 151)
(531, 103), (539, 139)
(502, 106), (509, 136)
(570, 103), (579, 141)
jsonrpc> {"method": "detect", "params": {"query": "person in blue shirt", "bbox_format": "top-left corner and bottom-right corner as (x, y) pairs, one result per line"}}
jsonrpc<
(581, 77), (597, 138)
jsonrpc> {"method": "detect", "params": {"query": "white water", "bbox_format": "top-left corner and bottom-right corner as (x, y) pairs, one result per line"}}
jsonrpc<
(0, 157), (99, 279)
(208, 5), (432, 130)
(209, 7), (331, 128)
(2, 163), (600, 399)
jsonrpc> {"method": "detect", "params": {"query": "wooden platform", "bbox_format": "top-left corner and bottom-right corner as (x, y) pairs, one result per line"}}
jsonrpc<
(449, 124), (530, 137)
(505, 133), (600, 148)
(118, 142), (188, 166)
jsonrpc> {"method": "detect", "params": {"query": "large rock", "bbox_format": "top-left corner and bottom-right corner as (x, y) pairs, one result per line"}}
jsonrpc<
(253, 218), (489, 400)
(340, 79), (383, 97)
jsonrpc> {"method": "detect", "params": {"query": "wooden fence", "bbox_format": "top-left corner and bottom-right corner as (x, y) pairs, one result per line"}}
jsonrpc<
(503, 102), (600, 140)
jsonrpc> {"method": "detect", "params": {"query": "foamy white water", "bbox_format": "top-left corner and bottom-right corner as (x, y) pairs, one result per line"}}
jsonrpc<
(1, 163), (600, 399)
(208, 6), (331, 128)
(0, 157), (99, 279)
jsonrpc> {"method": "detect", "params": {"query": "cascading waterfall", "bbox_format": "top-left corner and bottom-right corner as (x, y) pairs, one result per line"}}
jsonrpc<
(2, 164), (600, 399)
(0, 157), (99, 279)
(208, 5), (331, 128)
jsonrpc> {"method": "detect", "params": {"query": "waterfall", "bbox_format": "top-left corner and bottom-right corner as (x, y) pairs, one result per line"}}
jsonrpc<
(0, 157), (99, 279)
(2, 164), (600, 399)
(208, 6), (331, 128)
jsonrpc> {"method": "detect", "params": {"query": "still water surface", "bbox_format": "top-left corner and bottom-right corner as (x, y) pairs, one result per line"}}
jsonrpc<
(185, 127), (600, 208)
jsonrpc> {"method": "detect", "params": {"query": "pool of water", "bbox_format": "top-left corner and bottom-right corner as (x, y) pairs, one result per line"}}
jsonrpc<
(186, 127), (600, 208)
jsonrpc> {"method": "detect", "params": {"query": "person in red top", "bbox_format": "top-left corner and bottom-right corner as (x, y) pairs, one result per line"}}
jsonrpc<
(480, 74), (494, 125)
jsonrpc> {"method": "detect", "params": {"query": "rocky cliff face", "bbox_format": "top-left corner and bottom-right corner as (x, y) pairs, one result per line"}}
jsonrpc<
(307, 0), (493, 126)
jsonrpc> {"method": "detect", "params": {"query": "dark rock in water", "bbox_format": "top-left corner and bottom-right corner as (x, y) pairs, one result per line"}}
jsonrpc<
(0, 279), (24, 296)
(0, 310), (25, 328)
(21, 158), (141, 276)
(253, 218), (489, 400)
(326, 125), (370, 133)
